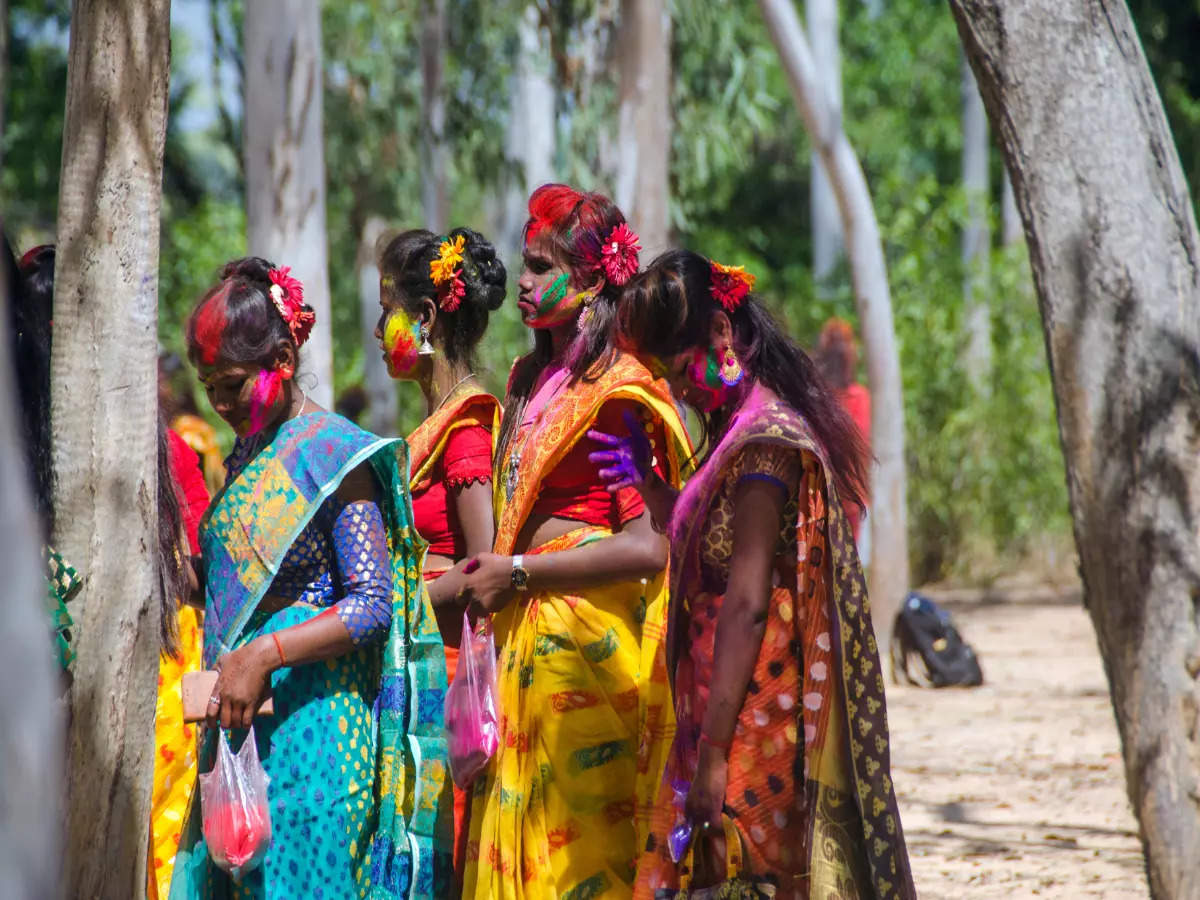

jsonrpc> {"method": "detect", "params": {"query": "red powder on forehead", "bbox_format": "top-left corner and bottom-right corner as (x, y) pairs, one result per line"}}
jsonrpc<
(192, 282), (232, 365)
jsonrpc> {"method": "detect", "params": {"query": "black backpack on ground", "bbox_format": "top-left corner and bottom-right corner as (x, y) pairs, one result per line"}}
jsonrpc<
(891, 592), (984, 687)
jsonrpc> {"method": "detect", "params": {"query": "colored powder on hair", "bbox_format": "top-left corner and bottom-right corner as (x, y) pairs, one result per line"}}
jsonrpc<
(192, 286), (231, 365)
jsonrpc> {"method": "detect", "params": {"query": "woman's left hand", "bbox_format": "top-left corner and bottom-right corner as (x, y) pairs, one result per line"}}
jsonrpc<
(684, 745), (728, 831)
(458, 552), (517, 616)
(206, 637), (277, 730)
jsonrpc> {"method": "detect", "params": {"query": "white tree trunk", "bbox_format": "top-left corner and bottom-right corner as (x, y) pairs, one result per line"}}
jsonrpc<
(961, 49), (991, 391)
(615, 0), (672, 257)
(0, 235), (62, 900)
(244, 0), (334, 408)
(52, 0), (170, 894)
(420, 0), (449, 234)
(951, 2), (1200, 896)
(758, 0), (910, 656)
(358, 215), (396, 436)
(807, 0), (843, 284)
(1000, 169), (1021, 246)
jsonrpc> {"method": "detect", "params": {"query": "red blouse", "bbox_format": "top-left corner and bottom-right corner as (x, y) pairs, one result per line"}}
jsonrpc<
(167, 427), (210, 554)
(528, 399), (667, 528)
(412, 424), (494, 557)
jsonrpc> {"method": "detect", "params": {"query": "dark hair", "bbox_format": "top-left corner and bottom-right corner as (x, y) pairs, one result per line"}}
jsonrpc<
(497, 184), (633, 464)
(814, 317), (859, 390)
(9, 241), (56, 536)
(158, 415), (188, 659)
(377, 227), (505, 368)
(185, 256), (309, 369)
(617, 249), (870, 510)
(335, 384), (368, 423)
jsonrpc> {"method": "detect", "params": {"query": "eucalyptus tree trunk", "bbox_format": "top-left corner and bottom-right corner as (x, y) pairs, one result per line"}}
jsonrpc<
(961, 50), (991, 391)
(0, 230), (62, 900)
(244, 0), (334, 407)
(951, 1), (1200, 895)
(807, 0), (843, 285)
(51, 0), (171, 894)
(420, 0), (449, 234)
(758, 0), (910, 656)
(358, 215), (396, 436)
(1001, 170), (1021, 246)
(0, 0), (8, 176)
(615, 0), (672, 256)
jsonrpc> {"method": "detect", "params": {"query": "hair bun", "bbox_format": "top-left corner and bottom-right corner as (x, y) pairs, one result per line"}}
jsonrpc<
(452, 227), (506, 312)
(219, 256), (274, 286)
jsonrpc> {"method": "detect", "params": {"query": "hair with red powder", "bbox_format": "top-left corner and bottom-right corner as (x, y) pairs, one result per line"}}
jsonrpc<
(814, 317), (859, 390)
(191, 281), (232, 365)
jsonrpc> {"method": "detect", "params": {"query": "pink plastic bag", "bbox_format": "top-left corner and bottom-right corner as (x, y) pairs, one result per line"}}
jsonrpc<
(444, 612), (500, 788)
(200, 726), (273, 880)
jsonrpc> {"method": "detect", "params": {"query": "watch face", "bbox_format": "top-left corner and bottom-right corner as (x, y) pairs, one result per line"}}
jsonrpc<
(512, 566), (529, 590)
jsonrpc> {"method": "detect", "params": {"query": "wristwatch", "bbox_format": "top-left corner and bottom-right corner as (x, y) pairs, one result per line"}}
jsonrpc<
(511, 554), (530, 591)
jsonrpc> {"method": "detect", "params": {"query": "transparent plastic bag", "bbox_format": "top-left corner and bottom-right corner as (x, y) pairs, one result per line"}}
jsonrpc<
(200, 726), (273, 880)
(444, 611), (500, 788)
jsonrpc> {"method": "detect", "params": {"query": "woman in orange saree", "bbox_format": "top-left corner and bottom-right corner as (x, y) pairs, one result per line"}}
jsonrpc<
(375, 226), (505, 881)
(599, 250), (915, 900)
(457, 185), (691, 900)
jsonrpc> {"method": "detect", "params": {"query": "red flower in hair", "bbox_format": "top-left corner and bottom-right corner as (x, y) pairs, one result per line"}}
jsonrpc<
(600, 224), (641, 286)
(709, 261), (756, 312)
(268, 266), (315, 346)
(439, 274), (466, 312)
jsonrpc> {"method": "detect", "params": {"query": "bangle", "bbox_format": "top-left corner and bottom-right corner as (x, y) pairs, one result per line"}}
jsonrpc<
(699, 731), (731, 753)
(271, 632), (287, 667)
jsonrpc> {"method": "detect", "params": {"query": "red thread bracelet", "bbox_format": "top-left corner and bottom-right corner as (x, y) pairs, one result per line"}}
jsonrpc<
(272, 632), (287, 667)
(699, 731), (731, 753)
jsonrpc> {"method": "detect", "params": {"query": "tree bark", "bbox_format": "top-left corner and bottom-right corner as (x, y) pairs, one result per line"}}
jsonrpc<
(0, 0), (8, 177)
(51, 0), (170, 895)
(950, 2), (1200, 896)
(244, 0), (334, 408)
(807, 0), (843, 285)
(420, 0), (449, 234)
(961, 49), (991, 391)
(615, 0), (672, 257)
(0, 231), (63, 900)
(358, 215), (396, 436)
(757, 0), (910, 656)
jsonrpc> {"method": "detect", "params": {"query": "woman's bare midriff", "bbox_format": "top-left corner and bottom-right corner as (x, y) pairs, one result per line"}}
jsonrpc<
(423, 552), (456, 573)
(515, 513), (603, 554)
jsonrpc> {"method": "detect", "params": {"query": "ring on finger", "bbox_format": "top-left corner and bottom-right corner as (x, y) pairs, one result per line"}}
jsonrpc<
(208, 693), (220, 706)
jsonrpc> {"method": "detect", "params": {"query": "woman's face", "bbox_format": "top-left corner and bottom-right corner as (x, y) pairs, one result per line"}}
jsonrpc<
(516, 234), (590, 330)
(649, 344), (734, 414)
(198, 360), (281, 437)
(374, 282), (423, 380)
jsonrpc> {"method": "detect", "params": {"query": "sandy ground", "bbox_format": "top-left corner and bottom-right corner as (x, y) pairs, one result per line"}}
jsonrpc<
(885, 592), (1149, 898)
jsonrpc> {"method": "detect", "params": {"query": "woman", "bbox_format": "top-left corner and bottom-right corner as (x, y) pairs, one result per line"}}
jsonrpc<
(457, 185), (692, 900)
(595, 251), (914, 899)
(814, 317), (871, 543)
(168, 258), (451, 899)
(374, 227), (505, 878)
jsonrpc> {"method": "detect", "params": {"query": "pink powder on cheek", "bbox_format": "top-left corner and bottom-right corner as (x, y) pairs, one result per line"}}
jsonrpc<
(383, 312), (420, 377)
(245, 370), (282, 435)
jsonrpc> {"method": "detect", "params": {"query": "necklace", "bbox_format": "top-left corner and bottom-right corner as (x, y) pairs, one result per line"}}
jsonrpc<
(503, 368), (569, 503)
(430, 372), (476, 416)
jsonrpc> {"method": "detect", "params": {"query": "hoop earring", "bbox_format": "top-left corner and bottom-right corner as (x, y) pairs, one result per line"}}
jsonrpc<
(719, 348), (744, 387)
(418, 324), (435, 356)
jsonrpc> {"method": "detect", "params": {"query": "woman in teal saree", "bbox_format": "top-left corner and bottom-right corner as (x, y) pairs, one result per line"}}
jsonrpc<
(169, 258), (452, 899)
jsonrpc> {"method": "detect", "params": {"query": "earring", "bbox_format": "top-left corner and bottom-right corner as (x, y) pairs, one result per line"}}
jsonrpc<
(279, 365), (294, 380)
(719, 348), (744, 387)
(575, 291), (596, 333)
(418, 324), (435, 356)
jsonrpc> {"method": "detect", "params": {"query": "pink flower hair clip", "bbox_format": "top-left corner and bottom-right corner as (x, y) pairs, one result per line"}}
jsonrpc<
(601, 223), (641, 286)
(268, 266), (316, 346)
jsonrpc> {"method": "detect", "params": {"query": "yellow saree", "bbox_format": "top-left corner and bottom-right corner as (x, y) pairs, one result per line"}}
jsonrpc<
(463, 352), (691, 900)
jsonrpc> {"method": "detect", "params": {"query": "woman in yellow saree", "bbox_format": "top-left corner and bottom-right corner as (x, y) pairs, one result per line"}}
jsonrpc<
(458, 185), (691, 899)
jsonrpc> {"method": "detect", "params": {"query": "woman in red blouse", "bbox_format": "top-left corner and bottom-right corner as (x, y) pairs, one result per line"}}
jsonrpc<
(374, 227), (505, 877)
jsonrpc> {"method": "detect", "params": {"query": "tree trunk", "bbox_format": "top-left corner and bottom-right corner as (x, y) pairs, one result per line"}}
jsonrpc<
(615, 0), (672, 256)
(0, 231), (63, 900)
(807, 0), (843, 285)
(358, 215), (396, 436)
(1001, 169), (1021, 246)
(950, 2), (1200, 896)
(961, 49), (991, 391)
(0, 0), (7, 177)
(51, 0), (170, 894)
(244, 0), (334, 407)
(757, 0), (910, 656)
(420, 0), (449, 234)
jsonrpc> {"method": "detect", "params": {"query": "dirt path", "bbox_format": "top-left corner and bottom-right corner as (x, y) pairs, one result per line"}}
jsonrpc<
(886, 595), (1148, 898)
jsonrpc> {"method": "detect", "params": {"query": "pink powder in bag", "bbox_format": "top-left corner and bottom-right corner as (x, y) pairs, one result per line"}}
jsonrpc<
(444, 611), (500, 788)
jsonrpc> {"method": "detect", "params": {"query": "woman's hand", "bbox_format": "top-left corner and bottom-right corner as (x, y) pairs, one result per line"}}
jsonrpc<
(684, 744), (730, 886)
(206, 636), (278, 730)
(588, 410), (656, 493)
(458, 552), (516, 616)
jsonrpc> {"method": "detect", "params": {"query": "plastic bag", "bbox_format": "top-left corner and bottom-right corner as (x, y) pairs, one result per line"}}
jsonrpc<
(200, 727), (273, 880)
(444, 611), (500, 788)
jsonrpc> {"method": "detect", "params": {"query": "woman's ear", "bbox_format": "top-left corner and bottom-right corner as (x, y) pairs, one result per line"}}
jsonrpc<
(576, 271), (606, 299)
(709, 311), (733, 348)
(420, 297), (439, 335)
(274, 341), (297, 377)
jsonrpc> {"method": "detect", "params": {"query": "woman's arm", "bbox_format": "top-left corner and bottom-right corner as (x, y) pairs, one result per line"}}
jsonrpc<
(207, 463), (392, 729)
(458, 509), (668, 615)
(684, 475), (789, 828)
(426, 478), (495, 610)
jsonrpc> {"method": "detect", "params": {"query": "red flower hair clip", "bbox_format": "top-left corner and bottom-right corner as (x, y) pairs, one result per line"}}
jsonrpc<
(709, 261), (756, 312)
(601, 223), (641, 286)
(430, 235), (467, 312)
(268, 266), (315, 347)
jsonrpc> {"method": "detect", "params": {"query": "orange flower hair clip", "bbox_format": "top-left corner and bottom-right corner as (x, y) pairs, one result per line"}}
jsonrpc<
(430, 234), (467, 312)
(709, 260), (756, 312)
